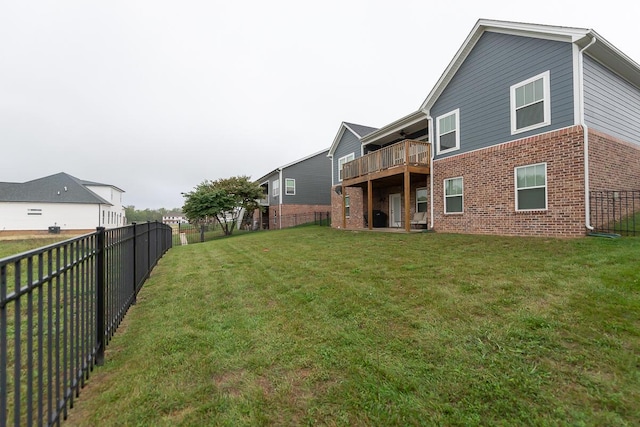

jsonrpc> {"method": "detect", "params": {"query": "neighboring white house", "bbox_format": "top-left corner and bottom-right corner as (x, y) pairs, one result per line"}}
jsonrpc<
(162, 211), (188, 224)
(0, 172), (126, 233)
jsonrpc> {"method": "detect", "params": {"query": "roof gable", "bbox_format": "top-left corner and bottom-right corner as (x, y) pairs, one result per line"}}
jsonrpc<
(0, 172), (114, 205)
(255, 148), (330, 183)
(420, 19), (640, 111)
(328, 122), (378, 157)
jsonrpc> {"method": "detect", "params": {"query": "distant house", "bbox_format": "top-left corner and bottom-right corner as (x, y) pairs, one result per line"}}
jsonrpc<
(162, 211), (188, 225)
(254, 149), (332, 229)
(0, 172), (126, 235)
(332, 19), (640, 237)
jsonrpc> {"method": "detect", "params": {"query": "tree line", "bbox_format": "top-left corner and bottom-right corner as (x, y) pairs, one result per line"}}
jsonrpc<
(124, 206), (181, 223)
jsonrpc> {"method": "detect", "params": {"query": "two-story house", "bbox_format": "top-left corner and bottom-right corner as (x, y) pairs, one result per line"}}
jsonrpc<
(0, 172), (126, 236)
(331, 19), (640, 237)
(255, 149), (332, 229)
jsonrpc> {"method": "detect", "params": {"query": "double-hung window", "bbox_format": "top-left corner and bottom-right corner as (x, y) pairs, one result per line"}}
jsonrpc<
(444, 177), (463, 214)
(436, 109), (460, 154)
(285, 178), (295, 195)
(510, 71), (551, 134)
(272, 179), (279, 198)
(515, 163), (547, 211)
(344, 195), (350, 218)
(338, 153), (355, 181)
(416, 188), (428, 213)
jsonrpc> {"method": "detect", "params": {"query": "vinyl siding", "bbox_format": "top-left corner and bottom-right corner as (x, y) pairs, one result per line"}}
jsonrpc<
(431, 32), (575, 159)
(282, 152), (332, 205)
(332, 129), (361, 185)
(584, 55), (640, 145)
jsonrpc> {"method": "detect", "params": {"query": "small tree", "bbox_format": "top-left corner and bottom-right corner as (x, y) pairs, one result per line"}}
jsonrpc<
(182, 176), (264, 236)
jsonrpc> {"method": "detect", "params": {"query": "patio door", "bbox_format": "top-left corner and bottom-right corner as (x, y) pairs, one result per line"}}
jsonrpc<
(390, 193), (402, 227)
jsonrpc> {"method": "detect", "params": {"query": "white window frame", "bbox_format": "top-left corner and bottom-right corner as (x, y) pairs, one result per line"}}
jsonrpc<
(515, 162), (547, 211)
(416, 187), (428, 213)
(510, 71), (551, 135)
(272, 179), (279, 197)
(436, 109), (460, 155)
(444, 177), (463, 214)
(338, 153), (355, 182)
(285, 178), (295, 195)
(344, 195), (350, 218)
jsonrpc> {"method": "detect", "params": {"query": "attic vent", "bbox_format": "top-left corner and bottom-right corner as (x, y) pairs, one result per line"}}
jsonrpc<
(27, 208), (42, 216)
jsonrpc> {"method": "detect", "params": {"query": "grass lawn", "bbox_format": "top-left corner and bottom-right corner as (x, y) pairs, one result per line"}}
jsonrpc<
(0, 237), (72, 259)
(64, 227), (640, 426)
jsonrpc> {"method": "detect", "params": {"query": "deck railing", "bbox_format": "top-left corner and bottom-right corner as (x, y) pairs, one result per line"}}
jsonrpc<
(342, 140), (430, 181)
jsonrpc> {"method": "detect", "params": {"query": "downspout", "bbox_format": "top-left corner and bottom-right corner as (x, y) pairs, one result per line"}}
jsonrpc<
(578, 36), (597, 231)
(278, 168), (283, 230)
(427, 115), (435, 230)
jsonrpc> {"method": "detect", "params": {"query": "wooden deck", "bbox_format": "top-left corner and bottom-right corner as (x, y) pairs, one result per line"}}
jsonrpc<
(342, 140), (430, 186)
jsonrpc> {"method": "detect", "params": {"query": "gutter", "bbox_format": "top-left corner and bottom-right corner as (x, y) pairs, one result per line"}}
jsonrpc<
(578, 35), (597, 231)
(427, 114), (435, 230)
(278, 168), (283, 229)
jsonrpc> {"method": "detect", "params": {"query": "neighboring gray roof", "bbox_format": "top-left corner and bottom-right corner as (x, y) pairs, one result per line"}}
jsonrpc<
(343, 122), (378, 138)
(0, 172), (118, 205)
(328, 121), (379, 157)
(255, 148), (330, 183)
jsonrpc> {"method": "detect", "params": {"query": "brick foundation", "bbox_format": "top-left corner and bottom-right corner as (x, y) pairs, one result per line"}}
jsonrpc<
(433, 126), (586, 237)
(588, 129), (640, 191)
(258, 204), (331, 230)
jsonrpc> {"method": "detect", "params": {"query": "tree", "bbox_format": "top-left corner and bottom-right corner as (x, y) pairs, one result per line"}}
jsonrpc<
(182, 176), (264, 235)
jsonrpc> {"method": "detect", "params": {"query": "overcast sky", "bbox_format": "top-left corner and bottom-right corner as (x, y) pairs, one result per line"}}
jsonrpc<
(1, 1), (638, 209)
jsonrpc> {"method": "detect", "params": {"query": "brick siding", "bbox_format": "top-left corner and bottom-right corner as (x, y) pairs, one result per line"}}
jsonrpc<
(259, 204), (331, 230)
(433, 126), (586, 237)
(588, 129), (640, 191)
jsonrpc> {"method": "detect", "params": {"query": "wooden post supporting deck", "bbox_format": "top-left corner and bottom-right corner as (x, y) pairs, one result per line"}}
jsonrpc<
(404, 140), (411, 233)
(368, 180), (373, 230)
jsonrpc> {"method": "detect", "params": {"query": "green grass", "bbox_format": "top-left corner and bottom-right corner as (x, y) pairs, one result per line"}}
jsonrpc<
(65, 227), (640, 426)
(0, 237), (70, 259)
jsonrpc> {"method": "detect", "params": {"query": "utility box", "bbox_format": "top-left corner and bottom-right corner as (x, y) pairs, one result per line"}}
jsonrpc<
(48, 226), (61, 234)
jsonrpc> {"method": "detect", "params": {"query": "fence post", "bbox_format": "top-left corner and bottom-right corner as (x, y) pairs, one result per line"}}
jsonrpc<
(95, 227), (106, 366)
(132, 222), (137, 305)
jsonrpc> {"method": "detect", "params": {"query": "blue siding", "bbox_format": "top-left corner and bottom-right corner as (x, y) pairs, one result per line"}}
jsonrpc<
(431, 32), (575, 159)
(332, 129), (361, 185)
(282, 151), (332, 205)
(261, 171), (279, 207)
(584, 55), (640, 145)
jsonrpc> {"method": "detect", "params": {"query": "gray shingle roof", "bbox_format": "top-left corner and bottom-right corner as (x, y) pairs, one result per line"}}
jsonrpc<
(344, 122), (378, 138)
(0, 172), (115, 205)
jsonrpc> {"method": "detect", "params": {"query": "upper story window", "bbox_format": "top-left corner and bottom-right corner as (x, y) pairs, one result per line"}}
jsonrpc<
(436, 109), (460, 155)
(444, 177), (463, 214)
(285, 178), (295, 195)
(510, 71), (551, 134)
(272, 179), (279, 197)
(515, 163), (547, 211)
(338, 153), (355, 181)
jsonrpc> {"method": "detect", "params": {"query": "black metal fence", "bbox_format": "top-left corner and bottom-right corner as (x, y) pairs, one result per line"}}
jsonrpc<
(590, 190), (640, 236)
(0, 221), (172, 427)
(171, 212), (332, 246)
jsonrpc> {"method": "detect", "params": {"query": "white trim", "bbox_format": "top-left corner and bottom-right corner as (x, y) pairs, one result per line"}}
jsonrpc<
(420, 19), (591, 111)
(436, 109), (460, 155)
(360, 110), (427, 145)
(432, 125), (577, 162)
(337, 153), (355, 182)
(285, 178), (295, 196)
(444, 176), (464, 214)
(514, 162), (548, 212)
(510, 71), (551, 135)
